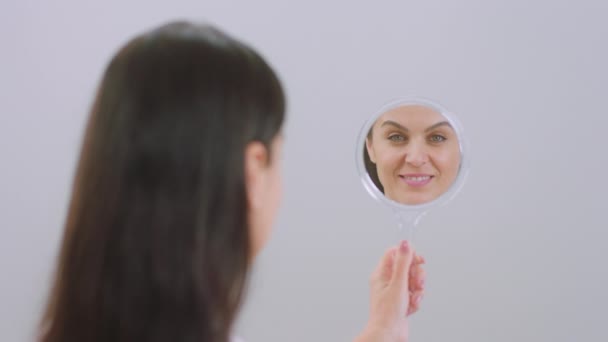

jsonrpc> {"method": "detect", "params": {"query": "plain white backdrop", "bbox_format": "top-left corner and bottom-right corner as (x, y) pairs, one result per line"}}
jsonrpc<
(2, 1), (607, 341)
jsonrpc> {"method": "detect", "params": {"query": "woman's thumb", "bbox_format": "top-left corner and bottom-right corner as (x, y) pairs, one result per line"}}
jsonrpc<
(390, 240), (415, 297)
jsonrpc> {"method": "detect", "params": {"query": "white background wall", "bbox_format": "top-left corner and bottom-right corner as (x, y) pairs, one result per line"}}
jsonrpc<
(2, 1), (607, 341)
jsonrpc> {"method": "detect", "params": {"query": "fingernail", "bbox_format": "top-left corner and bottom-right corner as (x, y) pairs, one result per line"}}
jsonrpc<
(400, 240), (409, 253)
(416, 294), (423, 305)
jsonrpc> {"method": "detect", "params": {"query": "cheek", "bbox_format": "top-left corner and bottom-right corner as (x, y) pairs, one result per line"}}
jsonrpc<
(433, 148), (461, 178)
(375, 146), (403, 175)
(271, 165), (282, 206)
(262, 165), (282, 240)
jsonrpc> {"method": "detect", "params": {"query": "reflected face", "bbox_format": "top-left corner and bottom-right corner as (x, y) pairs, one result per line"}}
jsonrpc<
(365, 105), (461, 205)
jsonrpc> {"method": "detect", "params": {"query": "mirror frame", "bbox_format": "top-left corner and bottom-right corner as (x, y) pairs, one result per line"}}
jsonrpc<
(356, 96), (470, 212)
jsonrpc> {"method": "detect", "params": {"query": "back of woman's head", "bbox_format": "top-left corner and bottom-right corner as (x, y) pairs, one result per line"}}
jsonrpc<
(40, 21), (285, 342)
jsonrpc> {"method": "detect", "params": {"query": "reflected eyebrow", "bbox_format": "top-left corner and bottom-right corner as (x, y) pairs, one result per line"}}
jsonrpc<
(380, 120), (408, 131)
(425, 121), (452, 132)
(380, 120), (453, 133)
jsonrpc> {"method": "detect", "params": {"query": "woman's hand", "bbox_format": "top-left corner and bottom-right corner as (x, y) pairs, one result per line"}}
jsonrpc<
(355, 240), (426, 342)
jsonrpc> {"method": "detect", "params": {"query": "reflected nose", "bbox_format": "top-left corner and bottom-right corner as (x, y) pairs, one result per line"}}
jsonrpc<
(404, 142), (429, 167)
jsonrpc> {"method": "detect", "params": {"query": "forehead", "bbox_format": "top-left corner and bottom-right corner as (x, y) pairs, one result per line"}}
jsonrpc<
(376, 105), (445, 128)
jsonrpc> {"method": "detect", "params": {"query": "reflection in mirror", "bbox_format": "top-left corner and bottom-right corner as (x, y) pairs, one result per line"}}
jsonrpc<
(363, 104), (461, 205)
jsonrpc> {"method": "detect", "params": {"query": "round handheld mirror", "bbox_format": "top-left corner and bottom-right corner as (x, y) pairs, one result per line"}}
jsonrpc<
(356, 97), (470, 238)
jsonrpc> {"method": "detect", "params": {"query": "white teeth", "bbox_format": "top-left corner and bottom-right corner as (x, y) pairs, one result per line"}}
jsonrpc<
(406, 176), (430, 181)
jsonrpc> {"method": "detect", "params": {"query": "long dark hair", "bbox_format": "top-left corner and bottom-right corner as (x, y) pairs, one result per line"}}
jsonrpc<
(364, 130), (384, 193)
(40, 21), (285, 342)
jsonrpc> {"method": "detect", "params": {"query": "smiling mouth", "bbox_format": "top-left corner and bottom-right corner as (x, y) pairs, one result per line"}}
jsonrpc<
(399, 175), (434, 187)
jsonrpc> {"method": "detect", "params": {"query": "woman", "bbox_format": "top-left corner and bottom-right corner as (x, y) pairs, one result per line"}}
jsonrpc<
(365, 104), (461, 205)
(40, 21), (426, 342)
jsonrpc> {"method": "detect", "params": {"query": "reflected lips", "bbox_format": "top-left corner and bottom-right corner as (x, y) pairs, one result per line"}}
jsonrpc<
(400, 174), (434, 187)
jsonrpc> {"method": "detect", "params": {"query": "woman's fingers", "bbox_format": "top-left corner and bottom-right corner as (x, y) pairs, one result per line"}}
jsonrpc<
(413, 253), (425, 266)
(409, 263), (426, 292)
(407, 290), (424, 316)
(407, 253), (426, 316)
(389, 241), (415, 300)
(369, 242), (426, 318)
(371, 246), (398, 286)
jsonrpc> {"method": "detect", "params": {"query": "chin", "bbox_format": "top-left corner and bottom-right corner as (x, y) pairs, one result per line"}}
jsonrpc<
(401, 194), (433, 205)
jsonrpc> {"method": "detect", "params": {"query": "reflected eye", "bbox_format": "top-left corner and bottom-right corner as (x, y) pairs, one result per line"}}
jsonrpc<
(429, 134), (446, 143)
(388, 134), (406, 142)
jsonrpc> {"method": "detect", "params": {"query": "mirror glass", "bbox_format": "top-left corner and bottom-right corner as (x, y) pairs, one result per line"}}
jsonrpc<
(358, 98), (468, 209)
